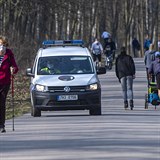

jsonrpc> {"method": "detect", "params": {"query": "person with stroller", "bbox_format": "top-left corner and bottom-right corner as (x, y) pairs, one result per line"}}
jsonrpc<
(148, 51), (160, 99)
(115, 46), (136, 110)
(144, 43), (156, 83)
(91, 38), (103, 67)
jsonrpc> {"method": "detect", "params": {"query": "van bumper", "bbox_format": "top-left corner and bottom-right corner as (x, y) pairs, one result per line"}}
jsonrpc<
(31, 90), (101, 111)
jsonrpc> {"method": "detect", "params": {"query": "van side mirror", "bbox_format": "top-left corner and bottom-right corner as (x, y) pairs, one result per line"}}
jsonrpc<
(26, 68), (34, 77)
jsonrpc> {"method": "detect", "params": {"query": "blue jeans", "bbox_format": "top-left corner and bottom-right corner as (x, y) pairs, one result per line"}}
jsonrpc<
(120, 76), (133, 102)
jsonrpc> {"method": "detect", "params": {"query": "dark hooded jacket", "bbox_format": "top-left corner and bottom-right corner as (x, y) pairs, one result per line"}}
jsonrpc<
(115, 52), (135, 80)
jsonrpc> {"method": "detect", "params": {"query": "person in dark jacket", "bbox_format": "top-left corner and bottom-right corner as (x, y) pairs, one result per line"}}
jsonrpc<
(148, 51), (160, 99)
(115, 46), (136, 110)
(0, 36), (18, 133)
(132, 37), (140, 57)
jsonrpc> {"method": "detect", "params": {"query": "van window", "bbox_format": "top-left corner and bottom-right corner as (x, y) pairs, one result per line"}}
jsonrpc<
(37, 56), (94, 75)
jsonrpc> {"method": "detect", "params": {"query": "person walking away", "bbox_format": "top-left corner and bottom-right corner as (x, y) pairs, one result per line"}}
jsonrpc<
(0, 36), (18, 133)
(132, 37), (140, 57)
(115, 46), (136, 110)
(148, 51), (160, 100)
(144, 34), (152, 52)
(144, 43), (156, 83)
(91, 38), (103, 67)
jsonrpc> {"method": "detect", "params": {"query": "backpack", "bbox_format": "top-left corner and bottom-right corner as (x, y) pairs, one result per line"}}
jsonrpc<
(150, 51), (156, 61)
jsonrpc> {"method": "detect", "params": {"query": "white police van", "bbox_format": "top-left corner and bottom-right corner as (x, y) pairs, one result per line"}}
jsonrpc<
(26, 40), (106, 117)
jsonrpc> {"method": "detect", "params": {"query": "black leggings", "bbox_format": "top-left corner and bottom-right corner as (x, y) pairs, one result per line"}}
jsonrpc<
(0, 84), (10, 127)
(93, 54), (101, 62)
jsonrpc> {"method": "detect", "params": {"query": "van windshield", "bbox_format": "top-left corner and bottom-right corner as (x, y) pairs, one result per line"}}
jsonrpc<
(37, 56), (94, 75)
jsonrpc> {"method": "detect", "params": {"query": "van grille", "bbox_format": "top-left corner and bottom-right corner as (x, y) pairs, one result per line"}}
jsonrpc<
(48, 86), (86, 92)
(47, 99), (88, 106)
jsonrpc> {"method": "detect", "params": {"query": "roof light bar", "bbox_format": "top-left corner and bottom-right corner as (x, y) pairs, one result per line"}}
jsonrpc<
(42, 40), (84, 48)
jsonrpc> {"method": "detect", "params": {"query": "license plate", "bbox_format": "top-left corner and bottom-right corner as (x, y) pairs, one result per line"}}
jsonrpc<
(57, 95), (78, 101)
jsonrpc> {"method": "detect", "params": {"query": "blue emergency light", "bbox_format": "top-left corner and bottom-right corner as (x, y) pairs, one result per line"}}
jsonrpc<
(42, 40), (84, 48)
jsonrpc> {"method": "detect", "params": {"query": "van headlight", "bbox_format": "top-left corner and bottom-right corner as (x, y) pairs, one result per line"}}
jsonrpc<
(86, 83), (98, 90)
(35, 84), (47, 92)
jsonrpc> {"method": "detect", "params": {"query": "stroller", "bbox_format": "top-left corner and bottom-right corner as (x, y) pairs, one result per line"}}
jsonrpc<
(145, 82), (159, 109)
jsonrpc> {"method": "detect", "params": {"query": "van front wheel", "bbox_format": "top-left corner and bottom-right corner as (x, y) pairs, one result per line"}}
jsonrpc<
(89, 106), (101, 115)
(31, 106), (41, 117)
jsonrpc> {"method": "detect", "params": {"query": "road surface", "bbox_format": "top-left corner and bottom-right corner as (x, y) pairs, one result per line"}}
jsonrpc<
(0, 58), (160, 160)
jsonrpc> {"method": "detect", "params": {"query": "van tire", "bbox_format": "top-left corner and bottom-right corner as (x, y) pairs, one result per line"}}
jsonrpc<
(89, 106), (101, 115)
(31, 107), (41, 117)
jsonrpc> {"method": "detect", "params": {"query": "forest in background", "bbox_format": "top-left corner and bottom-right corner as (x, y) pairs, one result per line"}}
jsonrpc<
(0, 0), (160, 71)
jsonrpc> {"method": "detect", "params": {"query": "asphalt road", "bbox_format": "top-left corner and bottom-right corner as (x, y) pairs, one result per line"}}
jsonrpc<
(0, 58), (160, 160)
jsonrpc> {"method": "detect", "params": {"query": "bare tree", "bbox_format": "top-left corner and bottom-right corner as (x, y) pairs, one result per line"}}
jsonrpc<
(1, 0), (160, 68)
